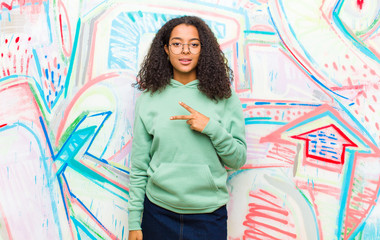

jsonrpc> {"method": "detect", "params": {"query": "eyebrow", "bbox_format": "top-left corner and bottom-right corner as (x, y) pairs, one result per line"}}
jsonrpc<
(170, 37), (200, 41)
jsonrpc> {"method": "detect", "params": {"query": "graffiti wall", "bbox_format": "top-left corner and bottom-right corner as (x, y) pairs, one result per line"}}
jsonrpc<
(0, 0), (379, 239)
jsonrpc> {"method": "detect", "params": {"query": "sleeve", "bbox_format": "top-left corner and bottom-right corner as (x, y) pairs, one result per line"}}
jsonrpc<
(201, 91), (247, 170)
(128, 96), (153, 231)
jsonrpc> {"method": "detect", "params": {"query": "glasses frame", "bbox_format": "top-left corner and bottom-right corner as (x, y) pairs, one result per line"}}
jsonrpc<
(168, 42), (202, 55)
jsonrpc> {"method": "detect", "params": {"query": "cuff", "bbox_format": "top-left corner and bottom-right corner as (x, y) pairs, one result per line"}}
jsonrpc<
(201, 118), (221, 137)
(128, 210), (142, 231)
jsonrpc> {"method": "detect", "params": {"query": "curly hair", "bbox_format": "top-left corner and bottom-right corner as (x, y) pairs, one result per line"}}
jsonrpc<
(134, 16), (233, 100)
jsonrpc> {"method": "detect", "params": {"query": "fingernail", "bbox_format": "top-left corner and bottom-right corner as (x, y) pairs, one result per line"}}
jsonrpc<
(179, 101), (182, 104)
(170, 117), (173, 120)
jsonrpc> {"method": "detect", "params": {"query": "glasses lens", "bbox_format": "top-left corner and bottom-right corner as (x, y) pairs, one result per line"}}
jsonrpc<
(170, 44), (182, 54)
(170, 43), (201, 55)
(190, 43), (201, 54)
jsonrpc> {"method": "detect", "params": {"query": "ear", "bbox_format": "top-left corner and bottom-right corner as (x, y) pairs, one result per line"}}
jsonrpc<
(164, 45), (169, 56)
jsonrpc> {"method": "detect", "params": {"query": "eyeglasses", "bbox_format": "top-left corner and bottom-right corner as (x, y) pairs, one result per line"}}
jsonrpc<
(168, 42), (201, 55)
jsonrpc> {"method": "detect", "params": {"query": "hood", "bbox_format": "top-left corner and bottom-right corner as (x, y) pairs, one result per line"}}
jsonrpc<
(169, 79), (199, 88)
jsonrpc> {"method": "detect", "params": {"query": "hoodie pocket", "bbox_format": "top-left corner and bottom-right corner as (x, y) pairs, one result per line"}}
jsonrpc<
(148, 163), (219, 209)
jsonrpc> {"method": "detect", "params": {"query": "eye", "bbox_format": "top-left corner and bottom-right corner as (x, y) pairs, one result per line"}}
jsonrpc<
(171, 42), (182, 47)
(190, 43), (200, 48)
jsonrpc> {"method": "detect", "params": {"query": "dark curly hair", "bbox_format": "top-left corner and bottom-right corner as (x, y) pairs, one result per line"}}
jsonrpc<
(134, 16), (233, 100)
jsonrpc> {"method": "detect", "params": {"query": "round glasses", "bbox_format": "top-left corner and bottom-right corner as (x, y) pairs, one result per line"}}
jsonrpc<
(168, 42), (201, 55)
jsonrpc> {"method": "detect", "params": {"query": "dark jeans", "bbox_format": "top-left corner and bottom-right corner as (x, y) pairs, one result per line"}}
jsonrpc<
(141, 196), (227, 240)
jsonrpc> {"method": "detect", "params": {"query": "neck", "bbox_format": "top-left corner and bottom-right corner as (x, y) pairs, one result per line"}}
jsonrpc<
(173, 72), (197, 85)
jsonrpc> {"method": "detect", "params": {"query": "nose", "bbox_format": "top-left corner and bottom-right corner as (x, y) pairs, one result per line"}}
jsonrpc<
(182, 44), (191, 54)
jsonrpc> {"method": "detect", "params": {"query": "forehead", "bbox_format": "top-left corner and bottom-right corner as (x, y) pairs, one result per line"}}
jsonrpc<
(169, 24), (199, 41)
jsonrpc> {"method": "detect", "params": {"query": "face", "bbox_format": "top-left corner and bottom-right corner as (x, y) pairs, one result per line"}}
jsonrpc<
(164, 24), (201, 82)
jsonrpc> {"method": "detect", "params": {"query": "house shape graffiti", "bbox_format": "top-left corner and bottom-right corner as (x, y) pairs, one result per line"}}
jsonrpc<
(291, 124), (358, 172)
(261, 104), (380, 240)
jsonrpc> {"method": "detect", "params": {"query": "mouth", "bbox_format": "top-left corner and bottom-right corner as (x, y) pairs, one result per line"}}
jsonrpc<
(179, 58), (192, 65)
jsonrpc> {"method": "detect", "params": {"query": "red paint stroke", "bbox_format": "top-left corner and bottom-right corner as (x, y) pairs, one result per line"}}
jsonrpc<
(107, 138), (132, 163)
(58, 0), (72, 57)
(367, 46), (380, 60)
(238, 164), (292, 170)
(59, 14), (64, 46)
(332, 62), (338, 71)
(250, 24), (276, 32)
(0, 123), (7, 128)
(49, 79), (56, 92)
(0, 80), (42, 125)
(0, 201), (13, 240)
(330, 84), (364, 91)
(250, 191), (282, 208)
(0, 0), (14, 10)
(343, 154), (380, 239)
(259, 189), (277, 199)
(266, 143), (296, 165)
(0, 0), (43, 10)
(291, 124), (358, 165)
(296, 180), (341, 199)
(243, 190), (297, 239)
(13, 53), (16, 73)
(357, 0), (364, 10)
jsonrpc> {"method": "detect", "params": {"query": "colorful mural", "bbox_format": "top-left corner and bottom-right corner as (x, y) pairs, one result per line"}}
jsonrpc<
(0, 0), (379, 239)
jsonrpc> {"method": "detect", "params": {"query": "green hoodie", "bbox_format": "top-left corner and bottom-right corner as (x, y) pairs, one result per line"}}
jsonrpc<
(128, 79), (247, 230)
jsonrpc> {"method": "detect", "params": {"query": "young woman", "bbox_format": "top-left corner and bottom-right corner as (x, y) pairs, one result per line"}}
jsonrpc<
(128, 16), (247, 240)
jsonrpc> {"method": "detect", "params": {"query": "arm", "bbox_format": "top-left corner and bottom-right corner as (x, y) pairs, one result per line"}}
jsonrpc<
(128, 97), (152, 231)
(201, 92), (247, 169)
(170, 93), (247, 170)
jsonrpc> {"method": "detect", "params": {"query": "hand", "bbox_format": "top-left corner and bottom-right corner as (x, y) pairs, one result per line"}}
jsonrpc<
(170, 102), (209, 132)
(128, 230), (143, 240)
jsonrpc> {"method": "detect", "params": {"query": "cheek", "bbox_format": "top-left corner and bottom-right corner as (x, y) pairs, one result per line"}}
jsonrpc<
(169, 56), (176, 66)
(193, 55), (200, 65)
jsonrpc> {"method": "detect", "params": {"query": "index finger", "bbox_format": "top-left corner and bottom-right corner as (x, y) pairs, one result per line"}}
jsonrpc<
(179, 101), (196, 113)
(170, 115), (192, 120)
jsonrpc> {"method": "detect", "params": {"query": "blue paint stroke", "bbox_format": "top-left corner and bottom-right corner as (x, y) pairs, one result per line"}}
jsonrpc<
(43, 1), (53, 43)
(71, 217), (99, 240)
(0, 123), (63, 239)
(333, 0), (380, 64)
(64, 18), (81, 98)
(268, 5), (351, 100)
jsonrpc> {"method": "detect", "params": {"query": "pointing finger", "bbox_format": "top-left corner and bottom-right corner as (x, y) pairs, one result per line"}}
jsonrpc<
(170, 115), (192, 120)
(179, 102), (196, 113)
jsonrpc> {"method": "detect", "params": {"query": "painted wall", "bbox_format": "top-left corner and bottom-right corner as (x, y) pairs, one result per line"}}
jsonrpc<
(0, 0), (379, 239)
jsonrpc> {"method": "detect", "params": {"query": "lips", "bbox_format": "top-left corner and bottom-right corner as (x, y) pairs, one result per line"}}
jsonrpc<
(179, 58), (192, 65)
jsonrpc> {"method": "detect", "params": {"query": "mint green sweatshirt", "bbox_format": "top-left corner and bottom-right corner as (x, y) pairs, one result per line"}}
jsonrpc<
(128, 79), (247, 230)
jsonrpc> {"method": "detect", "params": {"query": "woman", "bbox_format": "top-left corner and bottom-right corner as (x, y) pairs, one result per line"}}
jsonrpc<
(128, 16), (246, 240)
